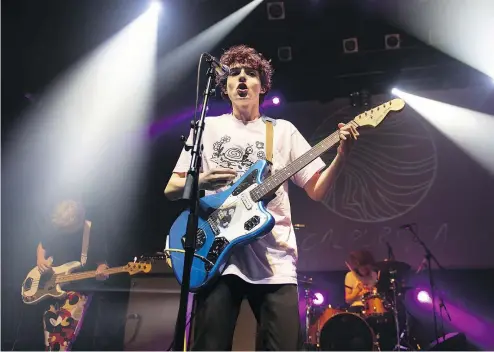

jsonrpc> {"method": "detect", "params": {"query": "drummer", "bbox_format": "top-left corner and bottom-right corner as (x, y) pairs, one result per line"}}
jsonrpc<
(344, 250), (379, 314)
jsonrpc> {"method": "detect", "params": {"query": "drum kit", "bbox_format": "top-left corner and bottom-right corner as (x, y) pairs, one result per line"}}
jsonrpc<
(302, 260), (420, 351)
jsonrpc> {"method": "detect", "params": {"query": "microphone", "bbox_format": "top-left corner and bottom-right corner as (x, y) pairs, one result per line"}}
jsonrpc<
(416, 257), (428, 274)
(204, 53), (230, 77)
(385, 241), (395, 260)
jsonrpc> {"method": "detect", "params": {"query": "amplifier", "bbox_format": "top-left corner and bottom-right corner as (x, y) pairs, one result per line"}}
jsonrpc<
(123, 264), (194, 351)
(124, 257), (258, 350)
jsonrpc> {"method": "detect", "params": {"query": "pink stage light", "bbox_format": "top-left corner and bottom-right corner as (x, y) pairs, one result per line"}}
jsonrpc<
(313, 292), (324, 305)
(417, 290), (432, 304)
(272, 96), (280, 105)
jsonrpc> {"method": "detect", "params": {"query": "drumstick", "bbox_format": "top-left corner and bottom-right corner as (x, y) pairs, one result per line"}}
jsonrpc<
(345, 261), (354, 272)
(345, 261), (364, 292)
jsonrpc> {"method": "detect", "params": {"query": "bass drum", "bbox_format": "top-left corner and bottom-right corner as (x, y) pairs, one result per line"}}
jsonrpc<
(319, 313), (376, 351)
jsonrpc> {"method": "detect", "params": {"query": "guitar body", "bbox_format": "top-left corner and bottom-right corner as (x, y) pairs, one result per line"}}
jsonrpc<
(21, 261), (82, 305)
(168, 160), (275, 292)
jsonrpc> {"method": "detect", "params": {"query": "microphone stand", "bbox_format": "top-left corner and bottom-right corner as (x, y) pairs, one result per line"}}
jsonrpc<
(405, 225), (449, 347)
(172, 60), (217, 351)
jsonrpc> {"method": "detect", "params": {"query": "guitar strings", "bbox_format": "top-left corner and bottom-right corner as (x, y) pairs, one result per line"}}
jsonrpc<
(28, 267), (127, 285)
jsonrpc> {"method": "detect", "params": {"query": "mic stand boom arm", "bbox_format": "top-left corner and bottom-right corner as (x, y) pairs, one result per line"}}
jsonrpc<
(172, 62), (217, 352)
(406, 225), (448, 347)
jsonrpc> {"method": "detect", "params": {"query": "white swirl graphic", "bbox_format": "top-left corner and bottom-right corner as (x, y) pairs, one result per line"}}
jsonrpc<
(311, 100), (437, 223)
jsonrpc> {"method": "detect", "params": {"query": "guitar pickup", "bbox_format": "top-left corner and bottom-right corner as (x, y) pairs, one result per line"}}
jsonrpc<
(240, 193), (253, 210)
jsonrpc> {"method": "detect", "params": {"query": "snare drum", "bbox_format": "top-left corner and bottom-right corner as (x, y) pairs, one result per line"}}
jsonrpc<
(362, 292), (387, 316)
(307, 306), (346, 345)
(319, 312), (377, 351)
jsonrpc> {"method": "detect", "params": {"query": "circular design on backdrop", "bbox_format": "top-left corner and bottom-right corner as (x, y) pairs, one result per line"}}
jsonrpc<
(311, 99), (437, 223)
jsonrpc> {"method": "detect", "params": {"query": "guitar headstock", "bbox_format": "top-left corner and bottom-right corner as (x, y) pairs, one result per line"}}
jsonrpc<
(353, 98), (405, 128)
(124, 261), (152, 275)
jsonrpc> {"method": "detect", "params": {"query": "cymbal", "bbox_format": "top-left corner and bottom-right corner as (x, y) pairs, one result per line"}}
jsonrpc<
(298, 276), (314, 285)
(375, 260), (411, 273)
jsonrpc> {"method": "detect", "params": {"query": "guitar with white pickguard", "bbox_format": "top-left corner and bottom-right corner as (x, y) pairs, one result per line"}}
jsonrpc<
(21, 258), (152, 304)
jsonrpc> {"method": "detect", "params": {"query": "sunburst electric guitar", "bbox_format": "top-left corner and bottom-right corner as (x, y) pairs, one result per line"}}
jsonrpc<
(167, 98), (406, 292)
(21, 259), (152, 304)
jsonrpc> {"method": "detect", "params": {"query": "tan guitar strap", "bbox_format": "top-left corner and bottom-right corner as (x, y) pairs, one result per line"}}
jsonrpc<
(265, 118), (274, 164)
(81, 220), (91, 266)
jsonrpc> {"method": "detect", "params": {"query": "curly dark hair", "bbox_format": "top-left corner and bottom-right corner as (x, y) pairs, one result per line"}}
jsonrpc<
(349, 250), (376, 268)
(216, 44), (274, 104)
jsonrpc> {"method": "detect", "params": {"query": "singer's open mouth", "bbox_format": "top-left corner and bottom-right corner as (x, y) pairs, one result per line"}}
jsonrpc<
(237, 89), (248, 97)
(237, 83), (248, 97)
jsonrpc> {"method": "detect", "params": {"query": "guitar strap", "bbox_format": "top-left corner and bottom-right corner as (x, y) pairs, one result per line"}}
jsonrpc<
(80, 220), (91, 267)
(263, 116), (275, 164)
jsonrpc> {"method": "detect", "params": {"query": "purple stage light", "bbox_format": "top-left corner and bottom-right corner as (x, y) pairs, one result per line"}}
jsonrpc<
(417, 290), (432, 304)
(272, 96), (280, 105)
(313, 292), (324, 305)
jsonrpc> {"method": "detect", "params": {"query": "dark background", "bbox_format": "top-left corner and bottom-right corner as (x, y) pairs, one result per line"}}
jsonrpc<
(2, 0), (493, 350)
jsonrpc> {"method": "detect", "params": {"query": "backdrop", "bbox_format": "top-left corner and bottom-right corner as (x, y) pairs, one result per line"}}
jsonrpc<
(266, 86), (494, 272)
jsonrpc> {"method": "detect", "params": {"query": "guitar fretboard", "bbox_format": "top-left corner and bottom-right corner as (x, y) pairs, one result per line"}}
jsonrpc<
(55, 266), (126, 284)
(250, 122), (357, 201)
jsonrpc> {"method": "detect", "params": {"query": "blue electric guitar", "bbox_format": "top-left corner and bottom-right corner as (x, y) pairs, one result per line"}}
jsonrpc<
(167, 98), (406, 292)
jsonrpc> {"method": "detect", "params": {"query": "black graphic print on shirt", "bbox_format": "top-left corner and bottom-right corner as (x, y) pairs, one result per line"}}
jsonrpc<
(210, 135), (266, 172)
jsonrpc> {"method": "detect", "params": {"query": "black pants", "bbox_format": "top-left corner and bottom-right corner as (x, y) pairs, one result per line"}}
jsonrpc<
(191, 274), (302, 351)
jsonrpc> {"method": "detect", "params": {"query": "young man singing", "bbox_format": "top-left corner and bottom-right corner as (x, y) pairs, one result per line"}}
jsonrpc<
(165, 45), (359, 350)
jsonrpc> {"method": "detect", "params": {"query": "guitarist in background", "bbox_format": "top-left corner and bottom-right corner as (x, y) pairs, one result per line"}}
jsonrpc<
(164, 44), (359, 350)
(36, 199), (108, 351)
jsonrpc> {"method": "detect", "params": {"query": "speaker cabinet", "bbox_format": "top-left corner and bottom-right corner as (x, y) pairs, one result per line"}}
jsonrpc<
(124, 274), (193, 351)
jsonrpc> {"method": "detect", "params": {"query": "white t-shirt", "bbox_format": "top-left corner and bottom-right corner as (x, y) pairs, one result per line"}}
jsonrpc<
(168, 113), (326, 285)
(344, 270), (379, 306)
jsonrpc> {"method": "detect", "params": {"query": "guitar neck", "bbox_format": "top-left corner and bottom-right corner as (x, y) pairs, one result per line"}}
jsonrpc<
(250, 122), (355, 201)
(55, 266), (126, 284)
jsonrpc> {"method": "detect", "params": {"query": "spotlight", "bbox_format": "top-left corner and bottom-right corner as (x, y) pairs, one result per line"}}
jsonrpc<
(391, 87), (400, 95)
(267, 2), (285, 20)
(313, 292), (324, 305)
(277, 46), (292, 62)
(148, 0), (162, 14)
(417, 290), (432, 304)
(343, 38), (358, 54)
(272, 96), (280, 105)
(385, 34), (401, 50)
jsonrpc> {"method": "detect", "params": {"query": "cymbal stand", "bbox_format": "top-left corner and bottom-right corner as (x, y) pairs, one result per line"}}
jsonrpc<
(389, 269), (402, 351)
(303, 285), (313, 347)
